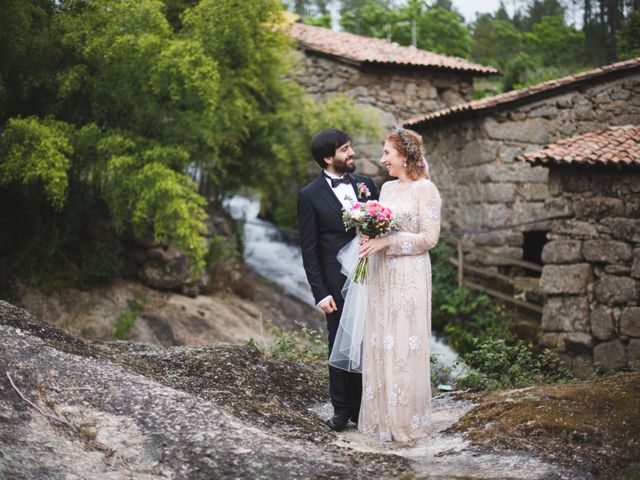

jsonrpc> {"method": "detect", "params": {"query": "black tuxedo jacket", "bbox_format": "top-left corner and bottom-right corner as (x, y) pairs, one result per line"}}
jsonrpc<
(297, 173), (379, 305)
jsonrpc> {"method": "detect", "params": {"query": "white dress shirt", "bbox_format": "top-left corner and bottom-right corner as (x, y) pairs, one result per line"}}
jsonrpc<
(323, 170), (358, 209)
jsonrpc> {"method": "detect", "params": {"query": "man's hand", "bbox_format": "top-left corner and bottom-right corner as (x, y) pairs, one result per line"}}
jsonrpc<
(318, 296), (338, 313)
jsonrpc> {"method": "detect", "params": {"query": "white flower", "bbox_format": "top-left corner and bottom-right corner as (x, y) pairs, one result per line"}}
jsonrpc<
(383, 335), (395, 351)
(365, 387), (374, 400)
(370, 332), (378, 346)
(388, 391), (398, 406)
(409, 336), (420, 351)
(350, 209), (364, 221)
(426, 206), (440, 219)
(410, 415), (421, 430)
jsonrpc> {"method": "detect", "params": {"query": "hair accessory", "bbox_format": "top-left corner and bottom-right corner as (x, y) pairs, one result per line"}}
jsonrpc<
(393, 125), (419, 162)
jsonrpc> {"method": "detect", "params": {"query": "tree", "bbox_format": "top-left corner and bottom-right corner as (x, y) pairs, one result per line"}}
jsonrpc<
(618, 9), (640, 58)
(414, 7), (472, 58)
(340, 1), (396, 37)
(522, 0), (567, 30)
(341, 1), (472, 58)
(1, 0), (379, 284)
(526, 15), (585, 66)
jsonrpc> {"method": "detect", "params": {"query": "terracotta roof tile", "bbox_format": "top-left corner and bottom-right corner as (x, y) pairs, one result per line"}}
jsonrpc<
(403, 57), (640, 128)
(519, 125), (640, 168)
(290, 23), (498, 75)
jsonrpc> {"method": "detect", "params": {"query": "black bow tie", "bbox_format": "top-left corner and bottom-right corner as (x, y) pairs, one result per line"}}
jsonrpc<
(326, 174), (351, 188)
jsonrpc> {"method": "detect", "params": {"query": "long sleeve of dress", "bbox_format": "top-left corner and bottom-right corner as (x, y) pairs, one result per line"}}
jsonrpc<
(386, 180), (441, 256)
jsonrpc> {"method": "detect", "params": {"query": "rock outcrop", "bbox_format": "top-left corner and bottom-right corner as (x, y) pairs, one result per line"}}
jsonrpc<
(1, 301), (638, 479)
(0, 301), (406, 479)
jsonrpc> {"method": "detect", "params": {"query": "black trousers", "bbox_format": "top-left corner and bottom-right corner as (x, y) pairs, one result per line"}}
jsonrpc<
(327, 305), (362, 419)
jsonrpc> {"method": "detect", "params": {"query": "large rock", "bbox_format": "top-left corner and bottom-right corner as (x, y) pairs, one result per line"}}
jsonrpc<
(541, 240), (583, 264)
(458, 140), (500, 167)
(481, 183), (517, 203)
(484, 117), (551, 144)
(590, 306), (616, 341)
(541, 296), (589, 332)
(627, 339), (640, 365)
(477, 163), (548, 184)
(0, 301), (403, 479)
(563, 332), (594, 353)
(602, 218), (640, 242)
(593, 340), (627, 371)
(583, 240), (632, 264)
(540, 264), (592, 295)
(631, 255), (640, 279)
(620, 307), (640, 337)
(594, 275), (638, 305)
(549, 220), (599, 239)
(574, 198), (625, 219)
(140, 247), (191, 290)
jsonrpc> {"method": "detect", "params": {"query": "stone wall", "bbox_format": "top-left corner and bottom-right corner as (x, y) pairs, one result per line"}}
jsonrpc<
(539, 168), (640, 375)
(419, 73), (640, 259)
(293, 51), (474, 177)
(294, 53), (474, 120)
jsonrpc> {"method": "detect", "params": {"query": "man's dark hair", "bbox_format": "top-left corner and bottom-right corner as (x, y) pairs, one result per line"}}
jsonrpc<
(310, 128), (351, 169)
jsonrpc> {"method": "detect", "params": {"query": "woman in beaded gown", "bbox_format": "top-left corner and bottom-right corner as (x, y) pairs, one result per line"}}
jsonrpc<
(346, 127), (441, 442)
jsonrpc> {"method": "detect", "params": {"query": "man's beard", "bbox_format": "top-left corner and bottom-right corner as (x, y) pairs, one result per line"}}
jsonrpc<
(333, 157), (356, 174)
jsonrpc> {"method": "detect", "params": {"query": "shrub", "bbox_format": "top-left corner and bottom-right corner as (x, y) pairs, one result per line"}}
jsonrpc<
(431, 242), (511, 354)
(266, 322), (328, 364)
(457, 338), (573, 391)
(114, 292), (147, 340)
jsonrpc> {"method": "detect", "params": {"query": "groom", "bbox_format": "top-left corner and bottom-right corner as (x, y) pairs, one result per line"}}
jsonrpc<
(297, 128), (379, 432)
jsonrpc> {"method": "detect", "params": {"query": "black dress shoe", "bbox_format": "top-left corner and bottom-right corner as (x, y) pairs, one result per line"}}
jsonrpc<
(325, 415), (349, 432)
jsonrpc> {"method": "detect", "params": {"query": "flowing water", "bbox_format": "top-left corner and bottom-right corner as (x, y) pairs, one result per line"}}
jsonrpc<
(225, 195), (461, 379)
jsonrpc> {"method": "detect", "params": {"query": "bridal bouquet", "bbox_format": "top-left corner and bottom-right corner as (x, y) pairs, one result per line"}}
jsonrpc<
(342, 200), (397, 283)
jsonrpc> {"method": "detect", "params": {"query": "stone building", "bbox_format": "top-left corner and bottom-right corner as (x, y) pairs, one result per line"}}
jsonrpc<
(403, 57), (640, 374)
(404, 58), (640, 249)
(289, 23), (497, 175)
(521, 126), (640, 375)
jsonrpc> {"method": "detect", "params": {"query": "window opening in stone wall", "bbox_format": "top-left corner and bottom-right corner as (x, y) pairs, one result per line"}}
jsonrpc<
(522, 230), (548, 274)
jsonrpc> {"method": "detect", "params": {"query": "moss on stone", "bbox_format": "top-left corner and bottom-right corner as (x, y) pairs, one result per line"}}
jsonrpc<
(451, 373), (640, 478)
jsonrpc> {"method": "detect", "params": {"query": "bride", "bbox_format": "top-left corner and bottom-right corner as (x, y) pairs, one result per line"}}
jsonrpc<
(330, 126), (441, 442)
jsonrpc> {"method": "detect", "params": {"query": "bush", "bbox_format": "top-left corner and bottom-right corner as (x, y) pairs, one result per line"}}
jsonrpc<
(457, 338), (573, 391)
(431, 242), (511, 354)
(266, 322), (328, 364)
(114, 292), (147, 340)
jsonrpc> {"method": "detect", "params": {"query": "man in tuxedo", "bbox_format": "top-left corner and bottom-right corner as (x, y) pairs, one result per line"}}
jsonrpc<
(297, 128), (379, 432)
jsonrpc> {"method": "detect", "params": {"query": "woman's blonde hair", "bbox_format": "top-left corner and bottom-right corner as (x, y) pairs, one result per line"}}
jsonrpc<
(386, 127), (429, 180)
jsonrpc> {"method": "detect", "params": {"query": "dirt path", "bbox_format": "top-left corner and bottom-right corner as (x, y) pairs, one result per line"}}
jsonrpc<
(310, 397), (595, 480)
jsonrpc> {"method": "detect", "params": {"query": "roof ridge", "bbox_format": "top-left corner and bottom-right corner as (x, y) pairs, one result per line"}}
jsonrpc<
(289, 23), (498, 75)
(403, 57), (640, 128)
(519, 124), (640, 168)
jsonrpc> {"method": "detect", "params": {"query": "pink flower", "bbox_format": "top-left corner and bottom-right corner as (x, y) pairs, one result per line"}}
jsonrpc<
(357, 182), (371, 199)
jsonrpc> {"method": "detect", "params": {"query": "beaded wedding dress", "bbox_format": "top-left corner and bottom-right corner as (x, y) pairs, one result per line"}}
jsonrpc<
(359, 178), (441, 442)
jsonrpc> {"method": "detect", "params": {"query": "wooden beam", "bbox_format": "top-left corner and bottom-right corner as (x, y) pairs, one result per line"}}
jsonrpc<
(448, 257), (540, 291)
(444, 240), (543, 272)
(463, 280), (544, 314)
